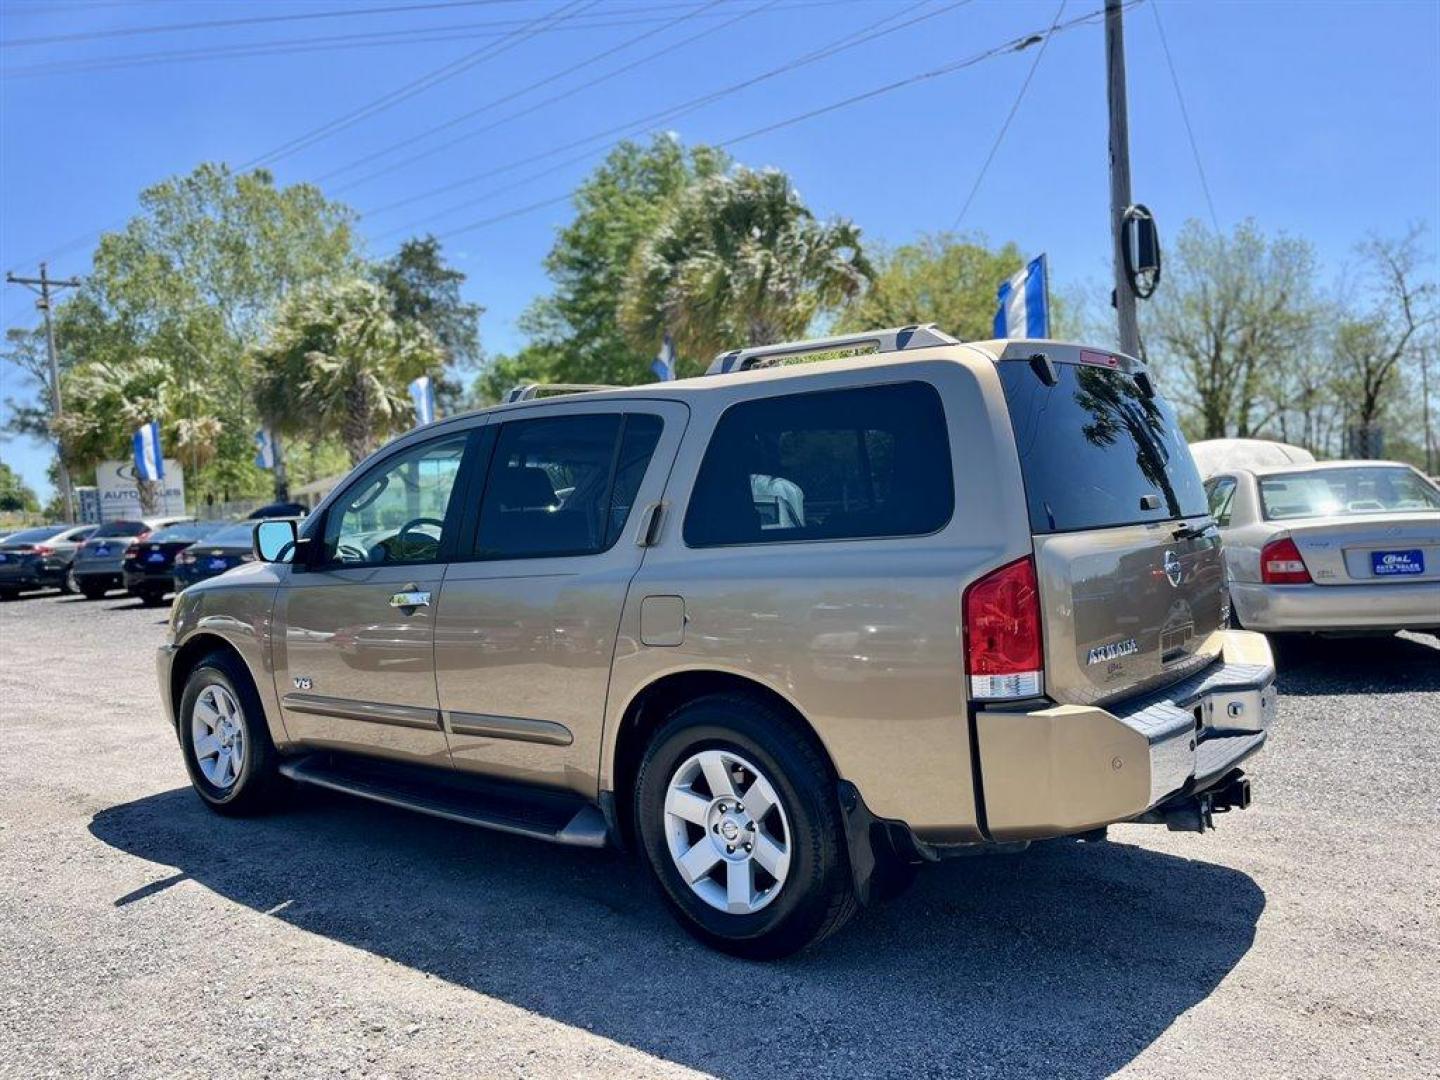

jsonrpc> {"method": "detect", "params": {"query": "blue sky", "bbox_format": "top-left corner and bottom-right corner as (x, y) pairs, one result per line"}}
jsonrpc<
(3, 0), (1438, 501)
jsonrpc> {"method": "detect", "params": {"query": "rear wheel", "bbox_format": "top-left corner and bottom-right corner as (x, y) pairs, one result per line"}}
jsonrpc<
(178, 651), (281, 816)
(0, 588), (18, 602)
(139, 589), (169, 607)
(60, 569), (77, 595)
(79, 580), (108, 600)
(634, 694), (857, 959)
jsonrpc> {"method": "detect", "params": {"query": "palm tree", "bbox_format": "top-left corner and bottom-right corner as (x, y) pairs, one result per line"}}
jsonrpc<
(251, 278), (443, 466)
(620, 167), (872, 372)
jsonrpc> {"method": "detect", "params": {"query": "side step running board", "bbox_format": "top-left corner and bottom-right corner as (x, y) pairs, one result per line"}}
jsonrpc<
(278, 756), (608, 848)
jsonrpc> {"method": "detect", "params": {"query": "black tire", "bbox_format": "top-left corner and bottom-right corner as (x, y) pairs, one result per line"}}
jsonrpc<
(139, 589), (169, 607)
(0, 588), (18, 602)
(177, 650), (282, 817)
(634, 693), (858, 960)
(59, 569), (77, 595)
(79, 580), (108, 600)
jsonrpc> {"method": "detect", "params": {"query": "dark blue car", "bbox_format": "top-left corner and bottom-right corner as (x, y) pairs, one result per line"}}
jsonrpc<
(171, 521), (262, 592)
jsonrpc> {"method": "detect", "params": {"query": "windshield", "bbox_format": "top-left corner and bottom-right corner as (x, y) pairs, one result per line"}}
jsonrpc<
(152, 523), (221, 543)
(998, 360), (1208, 534)
(4, 526), (65, 544)
(1260, 466), (1440, 520)
(93, 521), (147, 538)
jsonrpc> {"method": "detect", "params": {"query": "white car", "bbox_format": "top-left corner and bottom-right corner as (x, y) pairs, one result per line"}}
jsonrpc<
(1205, 461), (1440, 636)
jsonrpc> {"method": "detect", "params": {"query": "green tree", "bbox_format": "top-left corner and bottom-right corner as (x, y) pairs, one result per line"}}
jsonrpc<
(68, 163), (358, 502)
(1141, 219), (1321, 440)
(512, 135), (729, 387)
(836, 232), (1026, 340)
(619, 166), (871, 371)
(0, 461), (39, 514)
(373, 235), (484, 415)
(251, 279), (444, 467)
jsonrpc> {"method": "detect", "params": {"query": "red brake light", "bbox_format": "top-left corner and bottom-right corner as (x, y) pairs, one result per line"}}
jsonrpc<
(33, 545), (55, 556)
(964, 556), (1044, 700)
(1261, 537), (1311, 584)
(134, 530), (151, 541)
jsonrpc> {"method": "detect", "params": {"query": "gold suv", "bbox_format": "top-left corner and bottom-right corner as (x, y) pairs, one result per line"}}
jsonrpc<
(157, 326), (1275, 958)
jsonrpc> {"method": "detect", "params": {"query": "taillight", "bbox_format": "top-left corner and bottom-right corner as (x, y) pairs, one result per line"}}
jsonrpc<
(1261, 537), (1311, 584)
(33, 545), (55, 556)
(135, 530), (151, 541)
(964, 556), (1044, 700)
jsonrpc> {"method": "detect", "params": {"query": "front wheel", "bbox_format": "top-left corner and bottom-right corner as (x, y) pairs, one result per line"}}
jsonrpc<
(178, 651), (281, 816)
(60, 569), (78, 595)
(634, 694), (858, 959)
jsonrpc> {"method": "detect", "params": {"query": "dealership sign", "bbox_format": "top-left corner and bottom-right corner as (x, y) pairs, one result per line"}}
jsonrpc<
(96, 459), (186, 521)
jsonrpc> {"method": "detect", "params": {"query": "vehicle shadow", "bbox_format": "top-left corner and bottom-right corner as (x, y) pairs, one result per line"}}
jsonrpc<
(92, 787), (1264, 1078)
(1274, 631), (1440, 696)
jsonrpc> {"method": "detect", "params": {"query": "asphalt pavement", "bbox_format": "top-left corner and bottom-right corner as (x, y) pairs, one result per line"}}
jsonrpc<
(1, 589), (1436, 1079)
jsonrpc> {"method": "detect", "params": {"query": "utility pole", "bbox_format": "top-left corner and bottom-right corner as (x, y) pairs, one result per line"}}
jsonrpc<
(6, 263), (82, 521)
(1105, 0), (1141, 359)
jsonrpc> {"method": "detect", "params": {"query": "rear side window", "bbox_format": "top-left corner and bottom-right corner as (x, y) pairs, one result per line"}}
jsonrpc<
(476, 412), (664, 559)
(998, 361), (1208, 533)
(684, 382), (953, 547)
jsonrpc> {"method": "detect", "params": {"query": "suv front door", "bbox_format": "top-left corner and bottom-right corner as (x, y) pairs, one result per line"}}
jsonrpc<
(435, 401), (686, 794)
(273, 430), (475, 766)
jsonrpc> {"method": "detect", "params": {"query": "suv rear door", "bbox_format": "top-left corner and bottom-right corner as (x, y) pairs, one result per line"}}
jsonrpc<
(996, 347), (1224, 705)
(434, 400), (687, 793)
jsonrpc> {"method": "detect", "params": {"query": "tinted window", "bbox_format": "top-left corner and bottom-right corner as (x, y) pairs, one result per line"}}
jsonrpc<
(477, 413), (662, 559)
(93, 520), (147, 538)
(4, 526), (65, 544)
(684, 382), (953, 547)
(325, 434), (467, 565)
(999, 361), (1208, 533)
(206, 523), (261, 546)
(1259, 466), (1440, 521)
(151, 523), (221, 543)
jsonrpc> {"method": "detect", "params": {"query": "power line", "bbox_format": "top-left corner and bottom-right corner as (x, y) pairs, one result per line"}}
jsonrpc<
(241, 0), (598, 171)
(2, 1), (796, 80)
(424, 3), (1115, 246)
(0, 0), (532, 48)
(1150, 0), (1219, 232)
(361, 0), (959, 222)
(324, 0), (775, 191)
(952, 0), (1065, 230)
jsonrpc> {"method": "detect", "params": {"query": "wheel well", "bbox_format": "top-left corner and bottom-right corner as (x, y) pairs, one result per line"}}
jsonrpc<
(169, 633), (247, 724)
(608, 670), (835, 850)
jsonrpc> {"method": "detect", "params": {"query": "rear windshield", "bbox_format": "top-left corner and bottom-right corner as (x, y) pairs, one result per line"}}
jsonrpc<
(207, 523), (260, 546)
(999, 360), (1208, 534)
(151, 523), (220, 543)
(1259, 467), (1440, 520)
(4, 526), (65, 544)
(92, 521), (147, 538)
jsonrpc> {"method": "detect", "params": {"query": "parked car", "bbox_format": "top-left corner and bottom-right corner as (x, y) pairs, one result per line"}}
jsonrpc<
(246, 501), (308, 520)
(73, 516), (194, 600)
(122, 521), (230, 606)
(1205, 461), (1440, 636)
(0, 524), (97, 599)
(158, 327), (1275, 958)
(1189, 437), (1315, 478)
(171, 521), (265, 591)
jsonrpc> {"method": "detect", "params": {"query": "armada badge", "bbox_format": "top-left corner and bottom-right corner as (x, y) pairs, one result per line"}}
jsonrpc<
(1087, 638), (1139, 665)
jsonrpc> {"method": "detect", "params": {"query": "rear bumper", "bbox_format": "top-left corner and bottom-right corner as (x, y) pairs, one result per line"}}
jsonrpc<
(1231, 579), (1440, 633)
(0, 562), (62, 587)
(123, 567), (175, 593)
(975, 629), (1275, 841)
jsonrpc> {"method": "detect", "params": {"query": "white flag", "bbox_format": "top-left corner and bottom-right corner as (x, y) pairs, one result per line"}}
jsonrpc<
(409, 375), (436, 426)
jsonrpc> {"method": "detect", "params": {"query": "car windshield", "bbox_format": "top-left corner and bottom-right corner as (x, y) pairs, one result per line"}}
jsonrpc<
(151, 523), (220, 543)
(207, 523), (260, 546)
(92, 521), (147, 538)
(1259, 467), (1440, 520)
(4, 526), (65, 544)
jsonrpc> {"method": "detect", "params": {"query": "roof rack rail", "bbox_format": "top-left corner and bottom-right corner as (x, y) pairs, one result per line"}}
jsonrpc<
(503, 383), (615, 404)
(706, 323), (959, 376)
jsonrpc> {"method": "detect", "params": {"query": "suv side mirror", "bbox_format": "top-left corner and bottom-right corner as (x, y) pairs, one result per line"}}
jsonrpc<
(253, 519), (298, 563)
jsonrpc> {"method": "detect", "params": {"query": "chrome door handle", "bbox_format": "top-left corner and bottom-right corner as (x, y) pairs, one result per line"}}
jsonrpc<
(388, 590), (431, 609)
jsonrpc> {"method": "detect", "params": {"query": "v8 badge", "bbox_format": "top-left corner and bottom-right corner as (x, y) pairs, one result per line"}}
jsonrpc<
(292, 676), (313, 691)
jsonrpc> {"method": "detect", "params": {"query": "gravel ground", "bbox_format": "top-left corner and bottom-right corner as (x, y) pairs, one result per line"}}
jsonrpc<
(1, 590), (1437, 1079)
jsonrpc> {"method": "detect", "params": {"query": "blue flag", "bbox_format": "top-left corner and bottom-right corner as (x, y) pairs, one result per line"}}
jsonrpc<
(651, 334), (676, 382)
(994, 254), (1050, 339)
(409, 375), (436, 426)
(133, 420), (164, 482)
(254, 428), (276, 470)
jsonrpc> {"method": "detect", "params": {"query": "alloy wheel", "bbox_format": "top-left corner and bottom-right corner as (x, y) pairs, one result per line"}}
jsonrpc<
(663, 748), (791, 915)
(190, 683), (246, 791)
